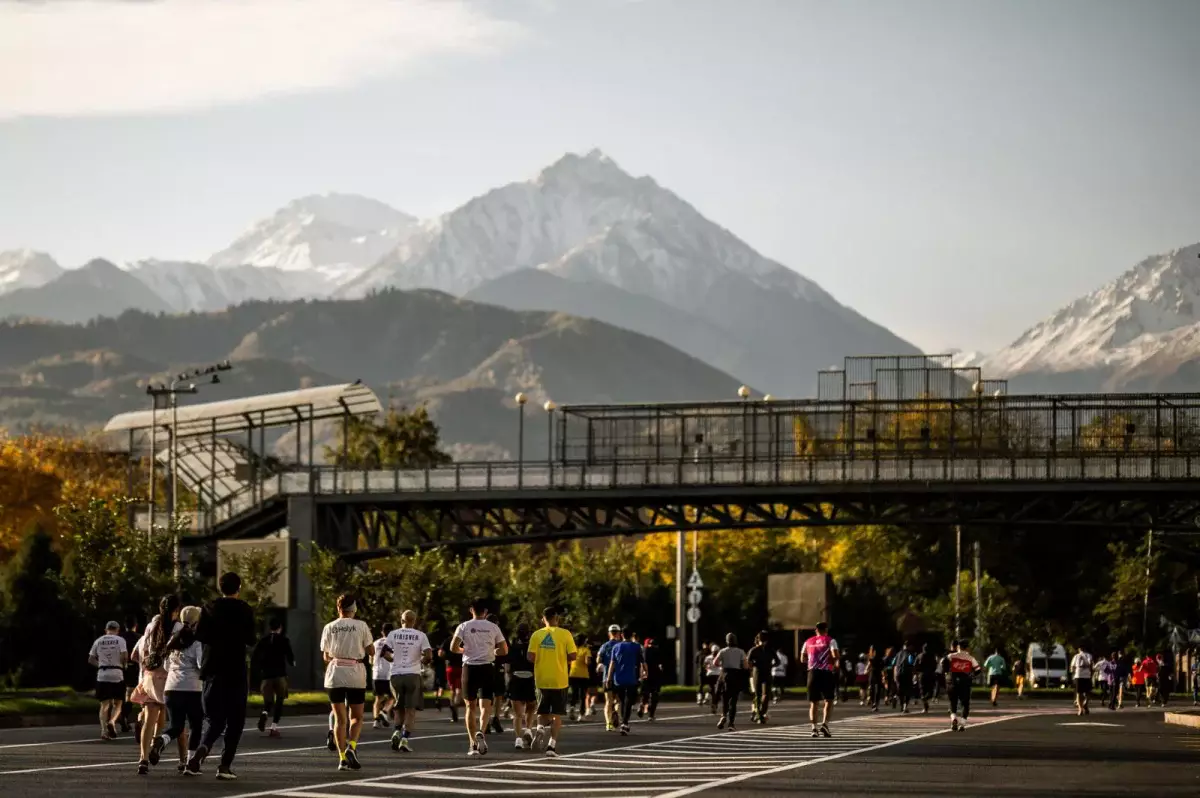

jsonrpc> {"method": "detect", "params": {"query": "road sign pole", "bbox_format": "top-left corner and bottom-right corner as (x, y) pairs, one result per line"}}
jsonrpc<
(676, 529), (686, 685)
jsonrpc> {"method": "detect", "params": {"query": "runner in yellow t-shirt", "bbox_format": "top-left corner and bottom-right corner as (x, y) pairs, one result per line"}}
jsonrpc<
(527, 607), (577, 757)
(567, 635), (592, 721)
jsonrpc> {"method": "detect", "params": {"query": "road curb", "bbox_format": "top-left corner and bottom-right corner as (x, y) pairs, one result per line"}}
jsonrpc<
(1163, 711), (1200, 728)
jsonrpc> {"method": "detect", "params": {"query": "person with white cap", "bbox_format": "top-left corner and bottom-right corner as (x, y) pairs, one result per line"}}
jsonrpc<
(595, 624), (623, 731)
(88, 620), (128, 740)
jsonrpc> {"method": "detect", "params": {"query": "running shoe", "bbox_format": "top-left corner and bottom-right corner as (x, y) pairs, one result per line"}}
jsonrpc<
(338, 760), (351, 771)
(530, 727), (545, 752)
(605, 723), (616, 732)
(819, 724), (831, 738)
(390, 731), (402, 751)
(620, 724), (630, 736)
(810, 727), (819, 738)
(399, 737), (411, 753)
(475, 731), (488, 755)
(760, 715), (768, 725)
(137, 760), (149, 775)
(176, 763), (186, 774)
(326, 730), (337, 752)
(185, 745), (208, 776)
(716, 717), (726, 730)
(958, 721), (968, 731)
(951, 718), (959, 732)
(372, 719), (383, 730)
(545, 743), (558, 758)
(216, 767), (238, 781)
(514, 737), (526, 750)
(648, 716), (656, 722)
(523, 729), (535, 750)
(345, 748), (362, 770)
(568, 707), (578, 722)
(728, 725), (737, 732)
(258, 712), (268, 733)
(695, 693), (703, 705)
(149, 734), (165, 766)
(268, 728), (282, 739)
(107, 722), (118, 739)
(467, 744), (481, 757)
(379, 715), (391, 728)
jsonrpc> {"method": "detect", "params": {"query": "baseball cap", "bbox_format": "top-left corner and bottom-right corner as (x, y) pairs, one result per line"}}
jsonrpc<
(608, 624), (620, 633)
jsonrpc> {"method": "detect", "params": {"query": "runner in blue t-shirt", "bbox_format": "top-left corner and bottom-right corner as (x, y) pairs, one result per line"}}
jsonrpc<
(605, 627), (645, 735)
(595, 625), (622, 731)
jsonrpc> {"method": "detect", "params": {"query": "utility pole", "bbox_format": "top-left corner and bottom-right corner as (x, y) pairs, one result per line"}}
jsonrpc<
(675, 528), (686, 685)
(954, 526), (962, 641)
(1142, 527), (1154, 643)
(974, 539), (983, 650)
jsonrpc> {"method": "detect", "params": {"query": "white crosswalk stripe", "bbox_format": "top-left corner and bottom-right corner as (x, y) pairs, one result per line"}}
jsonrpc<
(269, 713), (1031, 798)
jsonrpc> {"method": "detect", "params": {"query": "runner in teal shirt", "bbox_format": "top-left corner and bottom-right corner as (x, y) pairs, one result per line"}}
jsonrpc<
(983, 649), (1006, 707)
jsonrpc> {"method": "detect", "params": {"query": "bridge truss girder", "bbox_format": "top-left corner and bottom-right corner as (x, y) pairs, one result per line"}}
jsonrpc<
(318, 486), (1200, 562)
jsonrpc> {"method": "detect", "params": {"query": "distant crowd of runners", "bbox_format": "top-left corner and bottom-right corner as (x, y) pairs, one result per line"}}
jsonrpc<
(87, 574), (1200, 779)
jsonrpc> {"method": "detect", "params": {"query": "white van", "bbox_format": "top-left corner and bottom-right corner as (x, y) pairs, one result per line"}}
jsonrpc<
(1026, 643), (1069, 688)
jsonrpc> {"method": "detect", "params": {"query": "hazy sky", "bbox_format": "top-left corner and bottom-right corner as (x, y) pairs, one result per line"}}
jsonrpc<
(2, 0), (1198, 353)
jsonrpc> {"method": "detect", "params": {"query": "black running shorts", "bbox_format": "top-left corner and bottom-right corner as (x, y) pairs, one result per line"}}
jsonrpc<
(373, 679), (391, 698)
(96, 681), (125, 702)
(1075, 677), (1092, 695)
(328, 687), (366, 706)
(536, 687), (568, 716)
(507, 676), (536, 704)
(807, 669), (837, 702)
(463, 663), (496, 701)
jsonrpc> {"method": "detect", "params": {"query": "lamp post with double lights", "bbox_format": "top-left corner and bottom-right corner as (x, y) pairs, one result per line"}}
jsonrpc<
(544, 400), (556, 487)
(146, 360), (232, 581)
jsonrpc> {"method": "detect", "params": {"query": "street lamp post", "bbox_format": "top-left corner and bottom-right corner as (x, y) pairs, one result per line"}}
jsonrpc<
(146, 360), (232, 582)
(738, 386), (750, 482)
(544, 400), (557, 486)
(515, 393), (527, 487)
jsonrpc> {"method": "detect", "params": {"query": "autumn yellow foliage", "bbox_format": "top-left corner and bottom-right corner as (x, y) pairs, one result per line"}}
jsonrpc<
(0, 432), (131, 559)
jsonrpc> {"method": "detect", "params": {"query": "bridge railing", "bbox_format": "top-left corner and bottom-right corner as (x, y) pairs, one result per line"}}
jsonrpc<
(184, 451), (1200, 532)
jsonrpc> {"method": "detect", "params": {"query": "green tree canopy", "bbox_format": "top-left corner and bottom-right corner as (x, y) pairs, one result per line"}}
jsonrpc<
(325, 405), (452, 469)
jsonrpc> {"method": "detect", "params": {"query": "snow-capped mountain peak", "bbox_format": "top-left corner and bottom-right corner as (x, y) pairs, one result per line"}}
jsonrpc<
(207, 192), (418, 285)
(983, 242), (1200, 377)
(0, 249), (64, 295)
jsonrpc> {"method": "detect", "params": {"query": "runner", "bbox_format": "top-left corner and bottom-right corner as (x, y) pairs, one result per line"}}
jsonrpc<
(703, 643), (722, 716)
(983, 647), (1006, 707)
(606, 626), (645, 735)
(320, 594), (374, 772)
(881, 646), (896, 708)
(639, 637), (664, 721)
(131, 595), (180, 775)
(151, 605), (204, 774)
(916, 643), (938, 714)
(450, 598), (508, 757)
(88, 620), (128, 741)
(855, 653), (869, 706)
(893, 642), (915, 714)
(1141, 651), (1160, 706)
(189, 572), (257, 781)
(695, 642), (711, 705)
(801, 622), (839, 738)
(119, 616), (141, 734)
(368, 623), (393, 729)
(567, 633), (592, 721)
(430, 636), (448, 714)
(596, 625), (623, 731)
(441, 637), (463, 724)
(1131, 653), (1146, 707)
(1012, 654), (1028, 699)
(1071, 643), (1094, 715)
(505, 623), (537, 749)
(1157, 653), (1172, 707)
(1096, 650), (1117, 708)
(528, 606), (577, 757)
(771, 646), (788, 705)
(715, 633), (748, 731)
(866, 645), (884, 712)
(945, 639), (980, 731)
(387, 610), (432, 753)
(253, 617), (295, 738)
(747, 632), (778, 724)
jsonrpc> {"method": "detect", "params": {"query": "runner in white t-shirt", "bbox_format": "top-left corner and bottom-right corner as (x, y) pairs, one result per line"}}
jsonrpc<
(450, 598), (508, 757)
(387, 610), (432, 753)
(88, 621), (129, 740)
(772, 649), (788, 704)
(371, 623), (394, 730)
(320, 594), (374, 772)
(1071, 645), (1095, 715)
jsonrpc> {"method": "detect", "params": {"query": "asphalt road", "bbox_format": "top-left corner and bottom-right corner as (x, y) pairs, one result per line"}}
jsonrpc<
(0, 700), (1195, 797)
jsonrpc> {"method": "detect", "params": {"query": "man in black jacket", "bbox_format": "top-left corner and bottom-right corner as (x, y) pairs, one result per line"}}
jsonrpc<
(188, 572), (256, 780)
(253, 617), (296, 737)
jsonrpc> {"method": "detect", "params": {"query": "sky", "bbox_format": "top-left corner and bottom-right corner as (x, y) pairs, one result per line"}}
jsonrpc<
(2, 0), (1199, 353)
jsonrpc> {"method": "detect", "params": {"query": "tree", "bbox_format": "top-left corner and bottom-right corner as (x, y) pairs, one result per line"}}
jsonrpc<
(0, 525), (81, 686)
(324, 406), (452, 469)
(222, 547), (284, 633)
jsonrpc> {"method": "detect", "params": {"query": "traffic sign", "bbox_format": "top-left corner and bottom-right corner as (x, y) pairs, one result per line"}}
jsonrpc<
(686, 606), (701, 624)
(687, 571), (704, 590)
(688, 589), (703, 606)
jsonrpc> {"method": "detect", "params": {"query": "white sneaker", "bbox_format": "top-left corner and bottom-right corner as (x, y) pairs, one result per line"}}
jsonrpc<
(530, 727), (545, 752)
(467, 745), (481, 757)
(514, 737), (526, 750)
(475, 732), (488, 755)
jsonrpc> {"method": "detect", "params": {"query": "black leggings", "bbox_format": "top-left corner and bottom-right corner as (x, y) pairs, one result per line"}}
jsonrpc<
(721, 671), (745, 724)
(896, 675), (912, 710)
(753, 675), (771, 714)
(615, 685), (639, 725)
(164, 690), (203, 749)
(949, 678), (971, 718)
(641, 683), (661, 717)
(868, 678), (883, 708)
(570, 681), (589, 710)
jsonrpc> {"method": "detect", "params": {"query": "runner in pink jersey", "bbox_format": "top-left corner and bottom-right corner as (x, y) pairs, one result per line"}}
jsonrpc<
(801, 622), (839, 738)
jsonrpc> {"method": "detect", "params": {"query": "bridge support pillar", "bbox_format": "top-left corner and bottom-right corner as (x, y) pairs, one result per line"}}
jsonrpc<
(286, 496), (320, 690)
